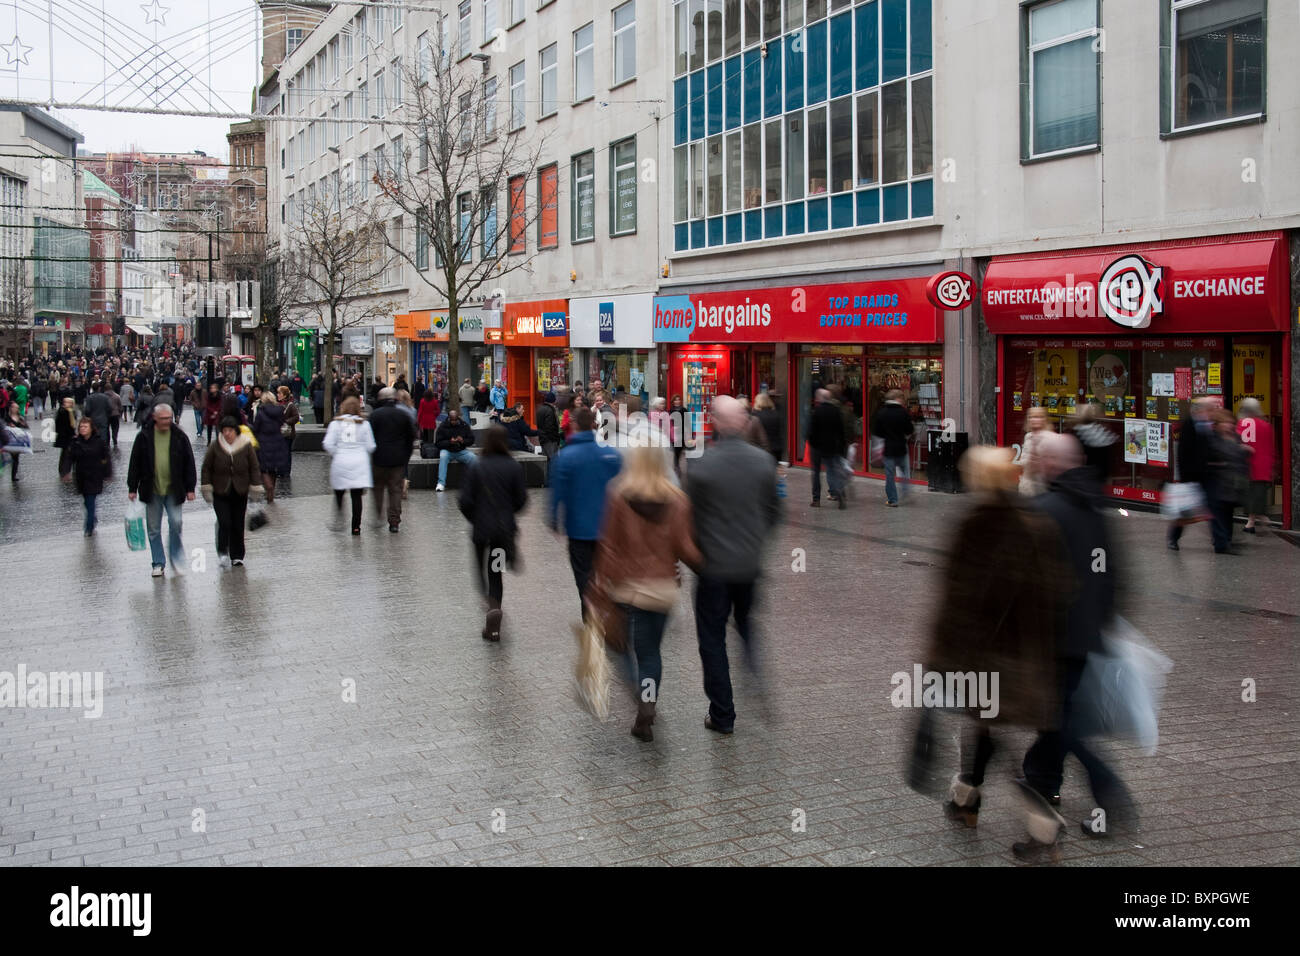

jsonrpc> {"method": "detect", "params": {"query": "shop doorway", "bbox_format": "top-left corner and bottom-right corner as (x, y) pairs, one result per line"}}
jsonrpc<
(794, 349), (865, 469)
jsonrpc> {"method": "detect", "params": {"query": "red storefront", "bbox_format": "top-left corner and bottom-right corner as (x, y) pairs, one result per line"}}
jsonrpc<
(653, 274), (955, 478)
(983, 232), (1291, 525)
(502, 299), (570, 427)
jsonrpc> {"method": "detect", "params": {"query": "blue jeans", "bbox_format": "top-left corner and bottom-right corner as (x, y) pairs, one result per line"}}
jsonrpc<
(883, 453), (910, 504)
(145, 495), (185, 569)
(438, 448), (475, 486)
(460, 404), (473, 420)
(623, 606), (668, 702)
(192, 407), (202, 433)
(83, 493), (98, 533)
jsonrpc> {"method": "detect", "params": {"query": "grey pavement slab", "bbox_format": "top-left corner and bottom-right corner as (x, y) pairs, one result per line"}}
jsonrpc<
(0, 414), (1297, 865)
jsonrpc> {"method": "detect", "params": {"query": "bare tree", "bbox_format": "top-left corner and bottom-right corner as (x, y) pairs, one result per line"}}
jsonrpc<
(0, 262), (32, 359)
(254, 243), (307, 389)
(280, 180), (396, 420)
(374, 52), (549, 397)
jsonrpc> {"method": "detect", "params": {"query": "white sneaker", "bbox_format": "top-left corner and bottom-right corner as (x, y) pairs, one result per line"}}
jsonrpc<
(231, 559), (244, 567)
(151, 566), (164, 578)
(436, 483), (445, 492)
(218, 554), (231, 569)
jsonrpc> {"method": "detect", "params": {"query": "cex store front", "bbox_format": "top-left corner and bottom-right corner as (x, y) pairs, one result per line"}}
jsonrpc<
(983, 231), (1292, 526)
(653, 273), (957, 479)
(503, 299), (570, 427)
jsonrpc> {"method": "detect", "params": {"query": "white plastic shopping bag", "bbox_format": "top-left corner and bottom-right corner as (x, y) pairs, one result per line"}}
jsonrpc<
(1074, 616), (1173, 754)
(124, 500), (148, 551)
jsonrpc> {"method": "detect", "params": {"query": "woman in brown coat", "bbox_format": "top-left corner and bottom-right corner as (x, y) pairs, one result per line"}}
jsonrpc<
(594, 443), (703, 742)
(200, 416), (264, 568)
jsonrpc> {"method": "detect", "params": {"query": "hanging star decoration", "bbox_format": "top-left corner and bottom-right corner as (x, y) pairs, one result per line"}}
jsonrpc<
(140, 1), (170, 27)
(2, 34), (33, 66)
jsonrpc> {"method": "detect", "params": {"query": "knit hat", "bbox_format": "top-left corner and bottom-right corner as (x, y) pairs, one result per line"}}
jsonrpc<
(544, 391), (556, 403)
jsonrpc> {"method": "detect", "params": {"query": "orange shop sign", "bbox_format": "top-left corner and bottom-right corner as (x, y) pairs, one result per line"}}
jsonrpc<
(504, 299), (568, 346)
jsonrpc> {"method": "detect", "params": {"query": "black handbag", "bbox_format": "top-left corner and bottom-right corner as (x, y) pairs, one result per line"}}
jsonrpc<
(420, 441), (439, 459)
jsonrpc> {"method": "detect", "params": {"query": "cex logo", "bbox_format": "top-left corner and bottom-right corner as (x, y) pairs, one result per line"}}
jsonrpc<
(653, 295), (696, 342)
(1099, 255), (1163, 329)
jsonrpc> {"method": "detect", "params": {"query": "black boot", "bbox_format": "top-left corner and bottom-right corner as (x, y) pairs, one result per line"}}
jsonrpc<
(631, 700), (656, 742)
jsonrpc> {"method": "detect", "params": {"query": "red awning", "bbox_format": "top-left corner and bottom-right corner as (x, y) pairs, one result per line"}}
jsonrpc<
(982, 231), (1288, 336)
(85, 323), (113, 335)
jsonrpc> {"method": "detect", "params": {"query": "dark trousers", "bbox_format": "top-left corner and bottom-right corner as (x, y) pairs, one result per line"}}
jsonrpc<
(313, 406), (325, 425)
(693, 575), (757, 730)
(624, 605), (668, 702)
(474, 539), (506, 608)
(962, 721), (995, 786)
(1210, 499), (1234, 551)
(57, 445), (71, 477)
(568, 538), (597, 619)
(371, 464), (405, 526)
(541, 441), (558, 486)
(213, 491), (249, 560)
(1023, 657), (1128, 813)
(107, 416), (120, 446)
(83, 493), (98, 533)
(334, 488), (364, 530)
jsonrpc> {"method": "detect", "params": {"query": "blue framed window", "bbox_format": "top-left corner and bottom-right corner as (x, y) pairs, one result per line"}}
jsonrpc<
(764, 205), (783, 238)
(689, 70), (705, 139)
(856, 2), (878, 91)
(742, 49), (762, 124)
(724, 56), (742, 130)
(830, 13), (853, 99)
(707, 216), (724, 246)
(911, 0), (932, 73)
(883, 183), (908, 222)
(725, 213), (743, 243)
(674, 77), (688, 146)
(807, 196), (828, 232)
(785, 201), (805, 235)
(707, 62), (723, 135)
(674, 222), (690, 251)
(784, 32), (804, 112)
(882, 0), (907, 83)
(831, 192), (854, 229)
(857, 188), (880, 226)
(806, 19), (828, 105)
(763, 39), (782, 117)
(911, 179), (933, 218)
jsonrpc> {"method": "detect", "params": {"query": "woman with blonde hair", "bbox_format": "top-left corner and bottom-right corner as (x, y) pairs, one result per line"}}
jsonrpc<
(919, 445), (1067, 853)
(593, 442), (703, 742)
(1018, 406), (1052, 496)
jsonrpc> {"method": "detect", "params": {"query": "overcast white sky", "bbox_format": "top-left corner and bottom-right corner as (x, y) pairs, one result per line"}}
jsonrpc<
(1, 0), (260, 160)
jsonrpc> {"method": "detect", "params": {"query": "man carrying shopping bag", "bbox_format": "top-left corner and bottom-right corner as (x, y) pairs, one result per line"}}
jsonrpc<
(126, 404), (196, 578)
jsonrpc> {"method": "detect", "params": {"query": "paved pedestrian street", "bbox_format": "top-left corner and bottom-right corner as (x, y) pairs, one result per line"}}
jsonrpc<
(1, 419), (1297, 867)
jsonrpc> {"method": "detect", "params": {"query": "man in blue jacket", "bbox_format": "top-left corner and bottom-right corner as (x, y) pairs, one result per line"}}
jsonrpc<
(548, 406), (622, 619)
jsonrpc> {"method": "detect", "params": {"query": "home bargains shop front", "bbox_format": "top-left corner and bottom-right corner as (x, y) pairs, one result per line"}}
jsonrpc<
(653, 273), (959, 480)
(982, 232), (1292, 527)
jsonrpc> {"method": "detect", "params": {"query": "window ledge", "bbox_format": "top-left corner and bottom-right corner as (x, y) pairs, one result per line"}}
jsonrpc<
(1161, 113), (1266, 141)
(1021, 144), (1100, 166)
(609, 77), (636, 93)
(573, 95), (595, 107)
(572, 236), (595, 245)
(538, 110), (558, 122)
(609, 230), (637, 239)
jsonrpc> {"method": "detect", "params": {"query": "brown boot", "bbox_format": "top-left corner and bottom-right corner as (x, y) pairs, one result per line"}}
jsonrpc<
(631, 700), (656, 742)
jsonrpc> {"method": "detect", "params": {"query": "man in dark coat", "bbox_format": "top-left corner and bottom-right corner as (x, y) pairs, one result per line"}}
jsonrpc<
(808, 388), (847, 508)
(871, 388), (914, 506)
(126, 404), (197, 577)
(536, 390), (561, 477)
(1021, 432), (1134, 843)
(499, 402), (540, 452)
(368, 386), (417, 531)
(1167, 398), (1213, 551)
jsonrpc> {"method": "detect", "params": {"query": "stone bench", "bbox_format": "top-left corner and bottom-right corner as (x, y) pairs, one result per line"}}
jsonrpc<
(407, 447), (547, 489)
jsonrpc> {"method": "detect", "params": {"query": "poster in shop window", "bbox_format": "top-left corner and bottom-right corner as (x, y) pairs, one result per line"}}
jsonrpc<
(1147, 422), (1170, 465)
(1087, 350), (1129, 410)
(1145, 397), (1159, 420)
(1150, 373), (1175, 397)
(1167, 399), (1181, 421)
(1123, 395), (1136, 417)
(1035, 349), (1076, 411)
(1174, 367), (1192, 401)
(1124, 420), (1148, 463)
(1012, 391), (1023, 411)
(1232, 345), (1271, 415)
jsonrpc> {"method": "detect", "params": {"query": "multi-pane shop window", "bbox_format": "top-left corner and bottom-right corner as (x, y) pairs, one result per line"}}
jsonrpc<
(613, 2), (636, 85)
(1024, 0), (1100, 158)
(509, 61), (526, 129)
(672, 0), (934, 250)
(574, 23), (594, 102)
(571, 151), (595, 241)
(1169, 0), (1265, 132)
(610, 137), (637, 235)
(540, 43), (558, 116)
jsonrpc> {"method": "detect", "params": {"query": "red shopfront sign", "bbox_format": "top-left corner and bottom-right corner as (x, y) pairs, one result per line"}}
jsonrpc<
(982, 232), (1289, 335)
(652, 278), (942, 345)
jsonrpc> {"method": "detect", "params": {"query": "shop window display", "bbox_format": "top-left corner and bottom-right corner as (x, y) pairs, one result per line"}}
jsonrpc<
(589, 350), (650, 407)
(865, 347), (943, 479)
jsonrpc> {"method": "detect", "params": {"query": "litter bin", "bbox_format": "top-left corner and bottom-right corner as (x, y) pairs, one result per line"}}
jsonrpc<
(927, 430), (968, 493)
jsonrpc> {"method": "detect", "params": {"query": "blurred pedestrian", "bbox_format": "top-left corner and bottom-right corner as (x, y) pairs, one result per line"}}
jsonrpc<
(595, 442), (703, 742)
(105, 381), (123, 448)
(200, 416), (263, 567)
(417, 388), (441, 443)
(3, 400), (30, 482)
(1205, 406), (1248, 554)
(536, 391), (561, 473)
(686, 395), (781, 734)
(126, 404), (197, 578)
(322, 396), (375, 535)
(500, 401), (540, 452)
(561, 393), (585, 440)
(923, 446), (1065, 829)
(1017, 406), (1052, 496)
(1235, 398), (1274, 534)
(1019, 432), (1133, 854)
(489, 379), (508, 419)
(548, 406), (623, 620)
(809, 388), (847, 508)
(277, 386), (301, 478)
(458, 424), (527, 642)
(753, 392), (783, 462)
(1068, 402), (1117, 483)
(251, 390), (290, 504)
(68, 417), (111, 534)
(458, 377), (476, 420)
(1167, 399), (1214, 552)
(369, 386), (417, 533)
(133, 385), (153, 426)
(871, 388), (915, 507)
